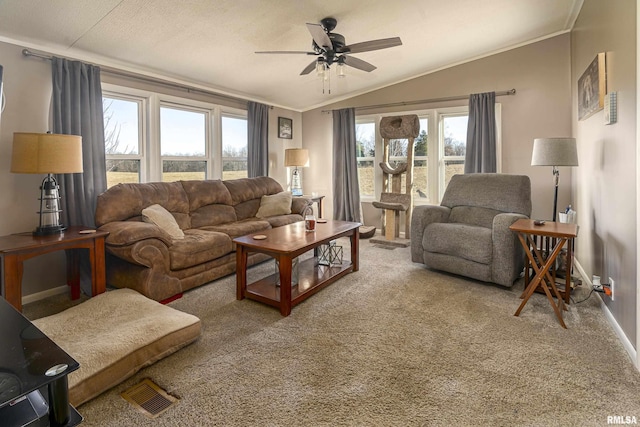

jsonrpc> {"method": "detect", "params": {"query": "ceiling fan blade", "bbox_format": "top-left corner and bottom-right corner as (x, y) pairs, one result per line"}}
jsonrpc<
(255, 51), (316, 55)
(344, 37), (402, 54)
(300, 60), (317, 75)
(306, 23), (333, 50)
(343, 55), (377, 72)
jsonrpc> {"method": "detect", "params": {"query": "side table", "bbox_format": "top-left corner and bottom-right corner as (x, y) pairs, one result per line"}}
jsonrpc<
(304, 195), (325, 218)
(509, 219), (578, 328)
(0, 226), (109, 312)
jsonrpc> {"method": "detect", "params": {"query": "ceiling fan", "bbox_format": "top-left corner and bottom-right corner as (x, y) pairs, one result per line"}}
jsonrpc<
(255, 17), (402, 76)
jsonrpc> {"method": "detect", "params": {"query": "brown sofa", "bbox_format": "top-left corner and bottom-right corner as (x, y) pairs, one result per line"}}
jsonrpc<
(95, 176), (310, 302)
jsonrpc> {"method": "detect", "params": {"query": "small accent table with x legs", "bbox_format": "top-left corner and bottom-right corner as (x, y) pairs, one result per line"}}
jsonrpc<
(509, 219), (579, 328)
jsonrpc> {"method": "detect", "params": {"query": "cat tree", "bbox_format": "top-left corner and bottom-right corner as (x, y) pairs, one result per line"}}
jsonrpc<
(371, 114), (420, 247)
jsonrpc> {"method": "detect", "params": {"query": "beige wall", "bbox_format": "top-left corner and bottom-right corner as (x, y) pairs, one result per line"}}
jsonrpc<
(0, 41), (68, 297)
(571, 0), (637, 347)
(303, 35), (573, 225)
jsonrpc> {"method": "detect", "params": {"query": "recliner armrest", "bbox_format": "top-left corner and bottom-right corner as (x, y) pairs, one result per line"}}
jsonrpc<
(410, 205), (451, 262)
(491, 212), (530, 286)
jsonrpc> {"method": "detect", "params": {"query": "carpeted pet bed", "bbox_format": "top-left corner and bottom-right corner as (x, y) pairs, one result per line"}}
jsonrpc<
(33, 288), (201, 407)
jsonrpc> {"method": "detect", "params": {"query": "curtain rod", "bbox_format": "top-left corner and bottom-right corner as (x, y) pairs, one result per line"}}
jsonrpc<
(21, 48), (266, 107)
(322, 89), (516, 113)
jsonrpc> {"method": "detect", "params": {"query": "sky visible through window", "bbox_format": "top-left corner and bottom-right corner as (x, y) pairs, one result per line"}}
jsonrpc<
(105, 98), (138, 154)
(105, 97), (248, 155)
(444, 116), (468, 148)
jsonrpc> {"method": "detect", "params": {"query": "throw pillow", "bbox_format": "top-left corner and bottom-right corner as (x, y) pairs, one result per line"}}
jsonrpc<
(256, 192), (292, 218)
(141, 204), (185, 239)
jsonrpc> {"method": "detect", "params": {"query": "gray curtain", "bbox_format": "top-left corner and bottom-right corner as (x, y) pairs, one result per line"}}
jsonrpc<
(247, 101), (269, 177)
(464, 91), (496, 173)
(332, 108), (361, 222)
(51, 57), (106, 296)
(51, 57), (107, 228)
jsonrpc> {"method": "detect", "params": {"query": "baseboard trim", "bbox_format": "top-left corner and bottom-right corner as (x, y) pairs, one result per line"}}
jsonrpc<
(574, 258), (638, 368)
(21, 285), (68, 306)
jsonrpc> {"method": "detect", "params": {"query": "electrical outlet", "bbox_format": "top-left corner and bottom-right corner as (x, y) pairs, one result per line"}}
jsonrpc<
(609, 277), (615, 301)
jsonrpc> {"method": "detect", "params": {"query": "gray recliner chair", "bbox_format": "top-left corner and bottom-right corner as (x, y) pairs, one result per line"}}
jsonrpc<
(410, 173), (532, 287)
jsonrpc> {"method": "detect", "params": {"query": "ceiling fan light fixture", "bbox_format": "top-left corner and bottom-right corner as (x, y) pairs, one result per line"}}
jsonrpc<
(316, 58), (326, 77)
(337, 57), (346, 77)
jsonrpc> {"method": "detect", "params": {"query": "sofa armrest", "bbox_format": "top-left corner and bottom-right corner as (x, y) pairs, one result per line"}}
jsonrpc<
(98, 221), (174, 248)
(292, 197), (312, 216)
(410, 205), (451, 263)
(491, 213), (529, 286)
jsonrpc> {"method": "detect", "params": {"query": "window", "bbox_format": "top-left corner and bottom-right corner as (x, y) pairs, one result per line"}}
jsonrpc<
(413, 120), (429, 200)
(355, 121), (375, 197)
(103, 95), (143, 188)
(160, 105), (207, 182)
(221, 115), (248, 180)
(356, 107), (500, 203)
(102, 84), (248, 187)
(440, 114), (468, 196)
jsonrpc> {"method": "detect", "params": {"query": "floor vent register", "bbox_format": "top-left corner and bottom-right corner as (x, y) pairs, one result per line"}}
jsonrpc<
(121, 378), (178, 418)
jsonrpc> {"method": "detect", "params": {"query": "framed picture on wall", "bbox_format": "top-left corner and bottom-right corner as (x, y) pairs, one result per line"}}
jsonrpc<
(578, 52), (606, 121)
(278, 117), (292, 139)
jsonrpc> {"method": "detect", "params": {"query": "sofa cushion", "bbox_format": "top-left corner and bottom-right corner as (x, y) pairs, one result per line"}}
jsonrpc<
(142, 204), (185, 239)
(169, 229), (232, 270)
(424, 223), (492, 265)
(256, 191), (292, 218)
(180, 180), (234, 211)
(95, 181), (190, 228)
(223, 177), (285, 220)
(449, 206), (502, 229)
(201, 218), (271, 239)
(440, 173), (532, 217)
(190, 204), (237, 228)
(265, 214), (304, 228)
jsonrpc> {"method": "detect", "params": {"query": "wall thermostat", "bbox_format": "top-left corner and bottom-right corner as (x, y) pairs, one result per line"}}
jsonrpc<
(604, 91), (617, 125)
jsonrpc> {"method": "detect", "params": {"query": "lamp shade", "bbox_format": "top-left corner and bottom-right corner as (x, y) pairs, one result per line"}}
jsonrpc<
(11, 132), (83, 174)
(531, 138), (578, 167)
(284, 148), (309, 167)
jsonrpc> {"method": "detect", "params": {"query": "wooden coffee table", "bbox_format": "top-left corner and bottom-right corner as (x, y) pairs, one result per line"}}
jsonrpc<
(234, 220), (360, 316)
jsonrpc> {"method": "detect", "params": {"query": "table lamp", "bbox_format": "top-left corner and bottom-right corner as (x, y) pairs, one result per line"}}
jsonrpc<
(284, 148), (309, 196)
(531, 137), (578, 221)
(11, 132), (83, 235)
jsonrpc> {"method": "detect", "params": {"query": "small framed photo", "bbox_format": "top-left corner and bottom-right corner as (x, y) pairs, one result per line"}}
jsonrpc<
(278, 117), (293, 139)
(578, 52), (606, 121)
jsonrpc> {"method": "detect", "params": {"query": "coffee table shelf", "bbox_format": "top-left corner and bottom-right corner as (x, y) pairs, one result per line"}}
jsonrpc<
(235, 220), (360, 316)
(245, 257), (352, 307)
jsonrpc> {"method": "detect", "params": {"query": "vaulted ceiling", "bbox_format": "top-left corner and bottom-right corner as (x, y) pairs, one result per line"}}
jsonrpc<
(0, 0), (582, 111)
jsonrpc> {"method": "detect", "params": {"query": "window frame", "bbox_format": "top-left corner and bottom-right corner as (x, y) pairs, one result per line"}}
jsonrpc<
(101, 83), (248, 186)
(159, 101), (210, 182)
(102, 90), (147, 186)
(356, 105), (502, 204)
(221, 111), (249, 180)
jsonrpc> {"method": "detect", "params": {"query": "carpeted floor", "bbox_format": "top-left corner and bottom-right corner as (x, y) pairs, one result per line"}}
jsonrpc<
(24, 238), (640, 426)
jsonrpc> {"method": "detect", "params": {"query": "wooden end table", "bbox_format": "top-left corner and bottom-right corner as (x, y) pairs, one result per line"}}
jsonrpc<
(234, 220), (360, 316)
(0, 226), (109, 312)
(510, 219), (578, 328)
(304, 194), (325, 218)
